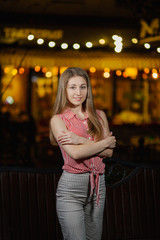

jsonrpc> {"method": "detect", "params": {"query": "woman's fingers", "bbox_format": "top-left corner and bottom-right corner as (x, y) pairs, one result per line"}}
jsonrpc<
(58, 138), (71, 144)
(57, 132), (74, 145)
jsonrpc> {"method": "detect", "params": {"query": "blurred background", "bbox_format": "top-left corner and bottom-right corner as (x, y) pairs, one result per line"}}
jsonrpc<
(0, 0), (160, 168)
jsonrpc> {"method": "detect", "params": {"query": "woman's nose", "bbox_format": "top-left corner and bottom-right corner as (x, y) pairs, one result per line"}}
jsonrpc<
(76, 88), (81, 95)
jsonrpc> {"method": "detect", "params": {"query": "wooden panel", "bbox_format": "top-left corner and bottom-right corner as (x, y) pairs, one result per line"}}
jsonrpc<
(27, 173), (39, 240)
(18, 172), (30, 240)
(36, 173), (48, 240)
(113, 186), (124, 239)
(9, 172), (21, 240)
(152, 169), (160, 239)
(129, 174), (141, 238)
(44, 174), (56, 240)
(0, 174), (3, 240)
(143, 169), (157, 239)
(136, 170), (148, 238)
(0, 172), (11, 240)
(121, 182), (132, 239)
(104, 187), (116, 239)
(0, 168), (159, 240)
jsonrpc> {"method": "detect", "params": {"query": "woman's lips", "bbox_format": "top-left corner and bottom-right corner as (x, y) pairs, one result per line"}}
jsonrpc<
(74, 97), (82, 101)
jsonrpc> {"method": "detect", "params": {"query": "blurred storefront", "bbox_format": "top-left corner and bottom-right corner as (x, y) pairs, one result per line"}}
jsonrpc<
(1, 19), (160, 166)
(1, 51), (160, 127)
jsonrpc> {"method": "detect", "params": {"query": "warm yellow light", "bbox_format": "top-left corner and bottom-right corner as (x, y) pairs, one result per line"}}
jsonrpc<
(42, 67), (47, 73)
(46, 79), (52, 86)
(73, 43), (80, 49)
(28, 34), (34, 41)
(99, 39), (105, 45)
(35, 66), (41, 72)
(12, 69), (18, 76)
(48, 41), (56, 48)
(152, 72), (158, 79)
(19, 67), (25, 74)
(144, 68), (150, 74)
(103, 72), (110, 78)
(61, 43), (68, 49)
(46, 71), (52, 78)
(132, 38), (138, 44)
(37, 88), (45, 97)
(86, 42), (93, 48)
(118, 36), (122, 42)
(142, 73), (147, 80)
(6, 96), (14, 104)
(104, 67), (110, 72)
(152, 69), (157, 73)
(113, 35), (123, 52)
(112, 35), (119, 41)
(114, 46), (122, 53)
(46, 87), (52, 94)
(60, 67), (68, 75)
(157, 47), (160, 53)
(37, 78), (45, 87)
(125, 67), (138, 79)
(37, 38), (44, 45)
(89, 67), (96, 73)
(144, 43), (150, 49)
(112, 35), (122, 42)
(116, 70), (122, 76)
(52, 76), (58, 83)
(52, 67), (58, 75)
(4, 66), (10, 74)
(123, 72), (127, 78)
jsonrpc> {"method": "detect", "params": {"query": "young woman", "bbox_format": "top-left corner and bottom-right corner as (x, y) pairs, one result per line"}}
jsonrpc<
(50, 67), (116, 240)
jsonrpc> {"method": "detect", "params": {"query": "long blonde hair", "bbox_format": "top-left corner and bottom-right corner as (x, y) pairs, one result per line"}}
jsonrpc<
(49, 67), (103, 144)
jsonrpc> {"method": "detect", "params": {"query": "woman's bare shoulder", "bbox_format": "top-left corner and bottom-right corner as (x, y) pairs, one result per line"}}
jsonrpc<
(50, 115), (68, 139)
(96, 109), (107, 119)
(50, 114), (64, 126)
(51, 114), (61, 121)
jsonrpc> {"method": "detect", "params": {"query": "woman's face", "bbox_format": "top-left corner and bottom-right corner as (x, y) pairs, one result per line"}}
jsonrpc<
(66, 76), (88, 107)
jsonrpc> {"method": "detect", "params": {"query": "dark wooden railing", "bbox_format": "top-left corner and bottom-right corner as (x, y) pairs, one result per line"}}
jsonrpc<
(0, 164), (160, 240)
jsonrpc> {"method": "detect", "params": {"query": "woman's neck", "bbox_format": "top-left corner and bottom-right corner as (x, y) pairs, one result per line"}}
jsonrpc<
(68, 106), (86, 119)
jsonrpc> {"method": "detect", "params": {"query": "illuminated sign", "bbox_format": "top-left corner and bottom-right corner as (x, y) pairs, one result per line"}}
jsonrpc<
(139, 18), (160, 44)
(3, 28), (63, 40)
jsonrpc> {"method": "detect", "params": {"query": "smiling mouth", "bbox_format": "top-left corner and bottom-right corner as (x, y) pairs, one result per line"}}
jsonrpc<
(74, 97), (82, 101)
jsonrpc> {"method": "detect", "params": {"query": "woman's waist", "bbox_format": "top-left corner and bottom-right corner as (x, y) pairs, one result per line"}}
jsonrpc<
(62, 163), (105, 175)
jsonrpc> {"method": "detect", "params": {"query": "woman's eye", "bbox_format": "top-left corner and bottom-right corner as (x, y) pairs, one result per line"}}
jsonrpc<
(81, 86), (86, 89)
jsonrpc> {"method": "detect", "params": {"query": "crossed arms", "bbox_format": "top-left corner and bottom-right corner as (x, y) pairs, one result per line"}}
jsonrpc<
(50, 110), (116, 160)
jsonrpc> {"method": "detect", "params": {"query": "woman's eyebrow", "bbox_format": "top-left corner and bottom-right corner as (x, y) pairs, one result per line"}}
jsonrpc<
(68, 83), (76, 86)
(68, 83), (87, 86)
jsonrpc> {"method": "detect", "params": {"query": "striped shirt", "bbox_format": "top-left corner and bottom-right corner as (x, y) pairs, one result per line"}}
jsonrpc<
(57, 108), (105, 205)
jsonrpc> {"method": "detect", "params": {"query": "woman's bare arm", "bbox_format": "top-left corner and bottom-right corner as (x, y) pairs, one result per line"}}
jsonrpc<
(50, 115), (116, 160)
(56, 111), (114, 158)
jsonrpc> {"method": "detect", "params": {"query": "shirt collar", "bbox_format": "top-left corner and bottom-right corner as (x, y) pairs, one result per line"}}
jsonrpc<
(63, 108), (88, 120)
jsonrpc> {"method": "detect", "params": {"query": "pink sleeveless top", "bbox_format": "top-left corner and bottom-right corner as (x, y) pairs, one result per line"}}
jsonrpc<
(57, 108), (105, 205)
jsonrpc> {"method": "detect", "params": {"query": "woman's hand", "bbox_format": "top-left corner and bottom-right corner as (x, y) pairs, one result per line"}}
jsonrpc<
(104, 132), (116, 149)
(57, 131), (84, 145)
